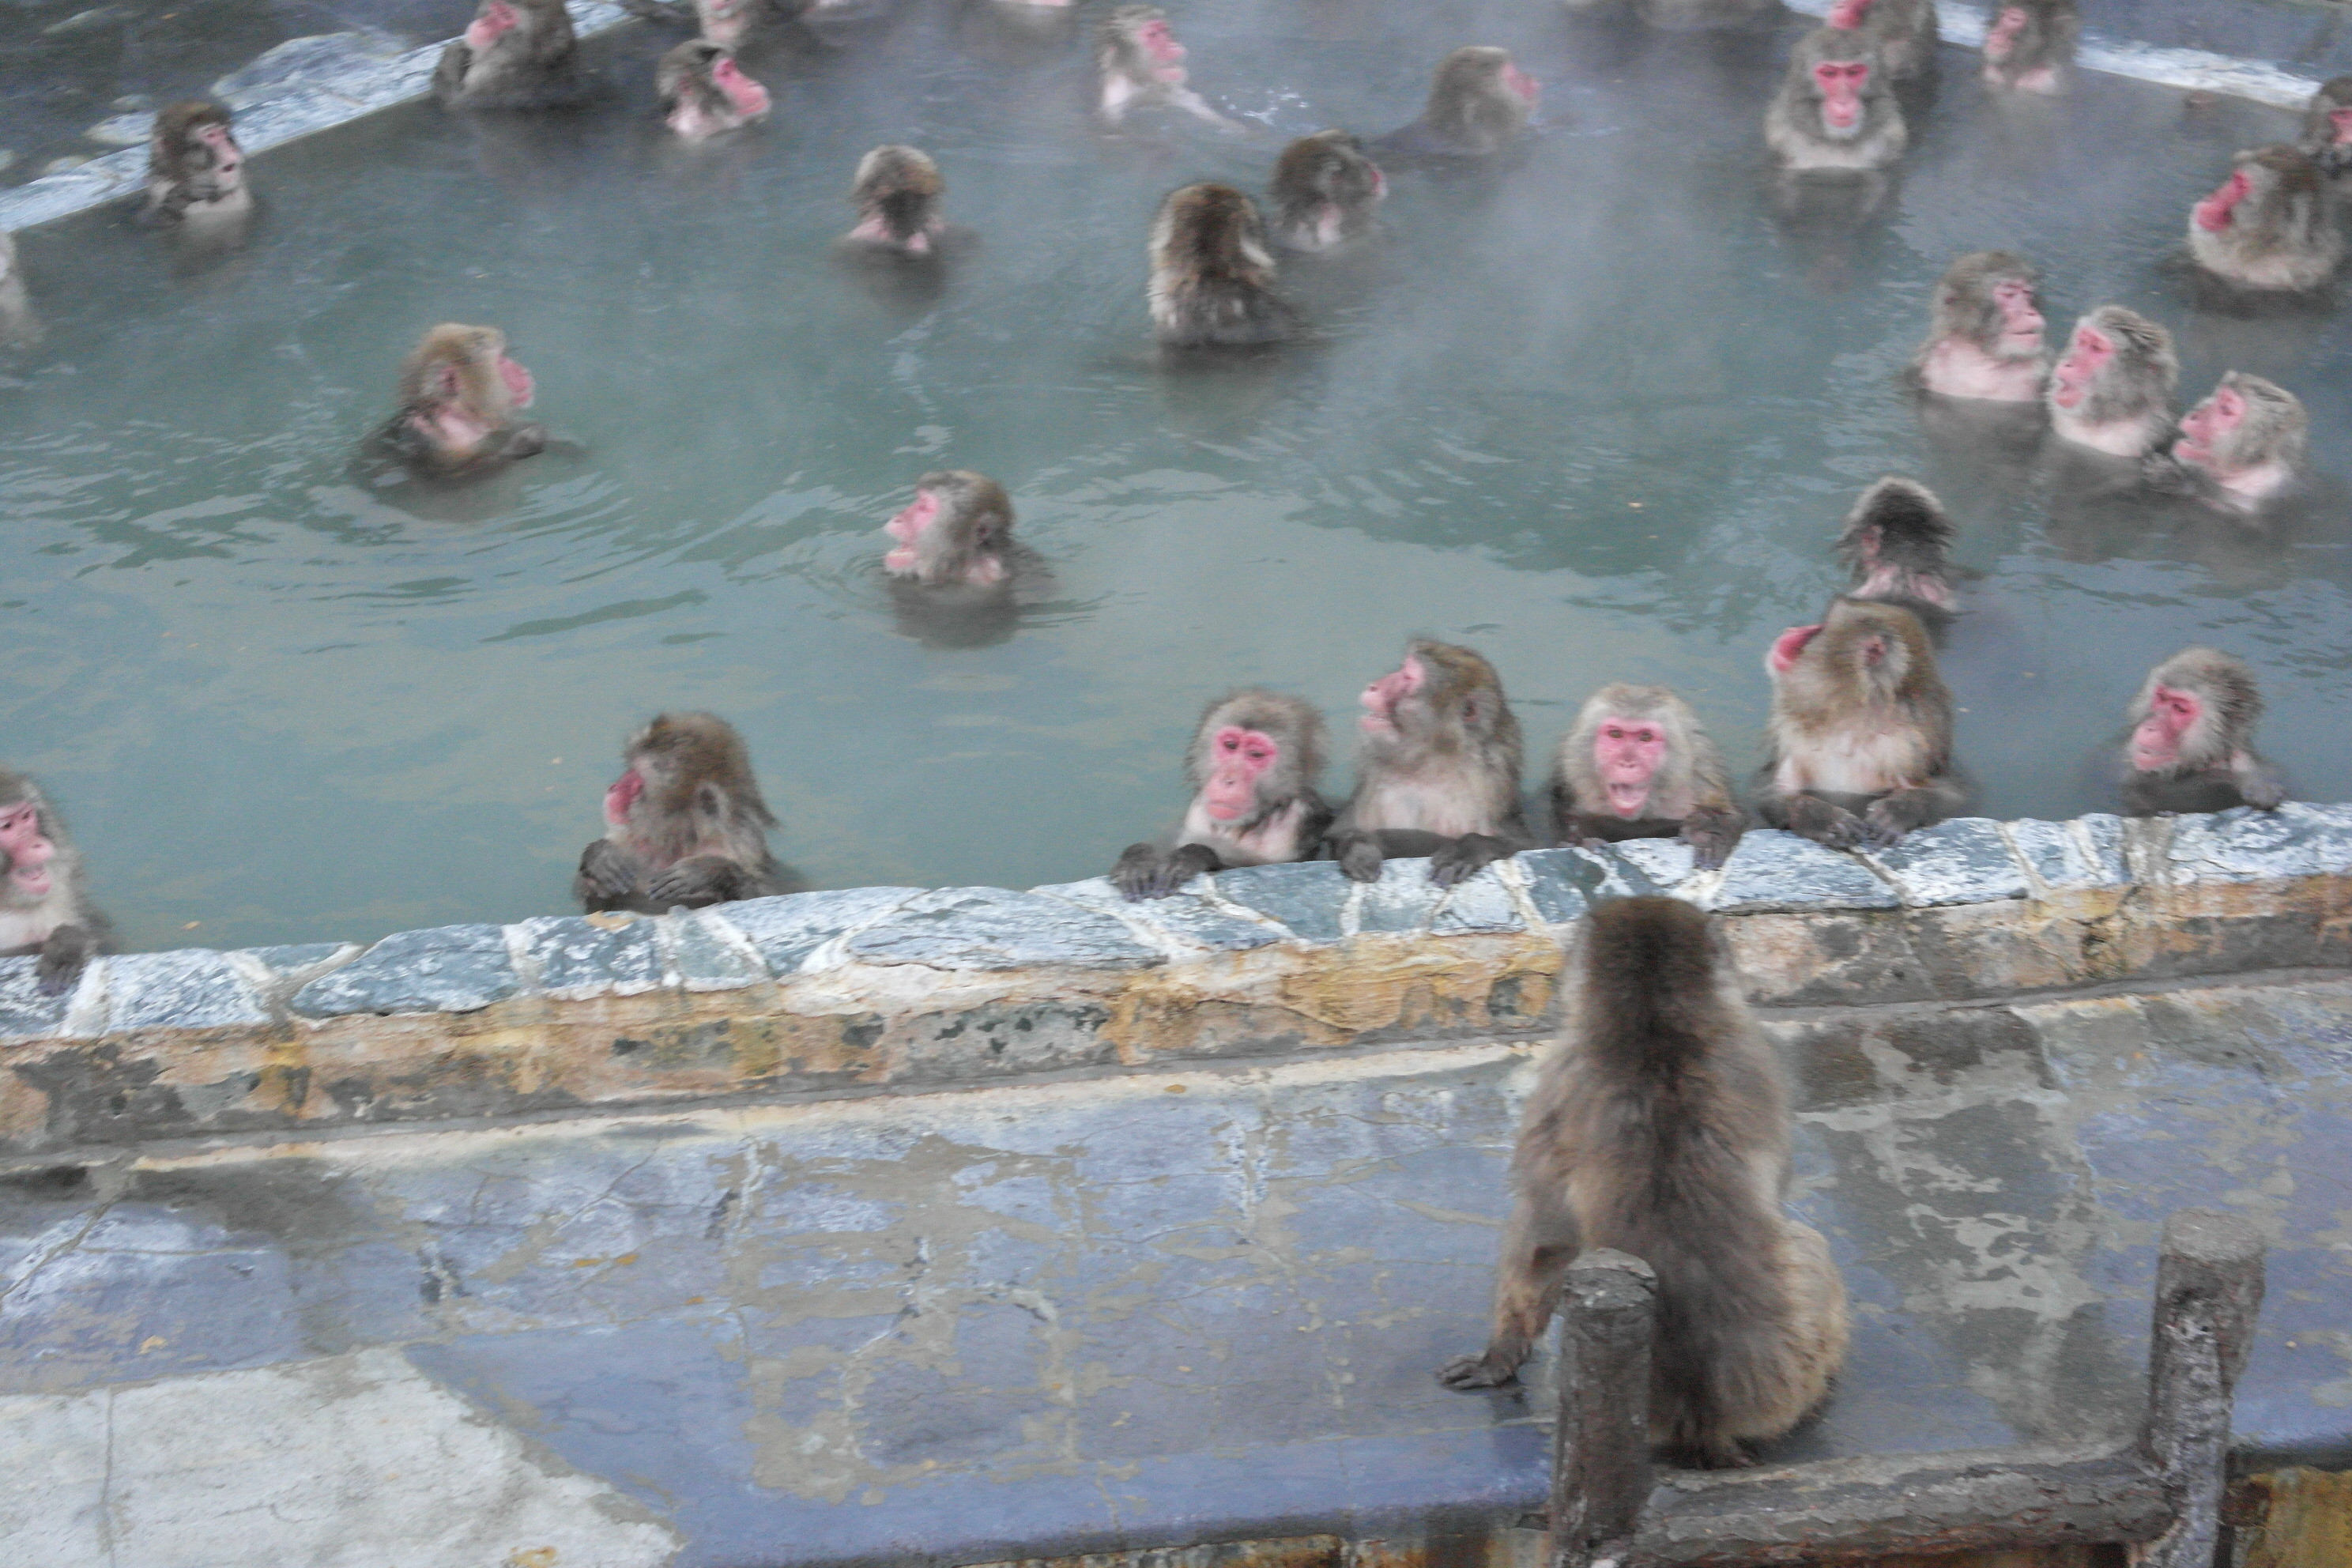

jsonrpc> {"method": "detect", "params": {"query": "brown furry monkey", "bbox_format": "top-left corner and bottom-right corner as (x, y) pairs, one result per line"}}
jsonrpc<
(1095, 6), (1235, 128)
(1329, 639), (1526, 886)
(1980, 0), (2076, 92)
(2188, 145), (2343, 295)
(1754, 597), (1963, 848)
(1268, 130), (1386, 254)
(880, 469), (1019, 587)
(1547, 685), (1744, 870)
(1909, 251), (2046, 403)
(1836, 476), (1956, 625)
(576, 712), (801, 913)
(435, 0), (582, 108)
(1113, 689), (1334, 897)
(1439, 897), (1849, 1470)
(2045, 305), (2177, 458)
(2301, 75), (2352, 177)
(1148, 183), (1297, 349)
(2169, 371), (2307, 511)
(145, 101), (251, 231)
(0, 772), (112, 997)
(369, 323), (548, 477)
(1765, 27), (1907, 173)
(841, 146), (973, 261)
(658, 41), (770, 141)
(1823, 0), (1939, 81)
(2120, 648), (2285, 816)
(1375, 47), (1537, 159)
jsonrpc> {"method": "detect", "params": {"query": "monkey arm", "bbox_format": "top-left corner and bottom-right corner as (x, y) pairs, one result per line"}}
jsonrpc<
(35, 923), (100, 997)
(483, 423), (548, 463)
(1861, 775), (1966, 846)
(1429, 833), (1519, 888)
(1112, 841), (1222, 900)
(574, 839), (646, 913)
(1680, 804), (1747, 870)
(2233, 752), (2286, 809)
(646, 854), (756, 910)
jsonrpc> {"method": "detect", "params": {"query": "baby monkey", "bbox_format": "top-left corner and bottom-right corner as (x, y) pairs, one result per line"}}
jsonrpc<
(145, 101), (251, 230)
(370, 323), (548, 477)
(1441, 897), (1848, 1470)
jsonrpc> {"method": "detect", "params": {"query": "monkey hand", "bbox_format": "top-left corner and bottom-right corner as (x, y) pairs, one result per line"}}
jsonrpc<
(1113, 842), (1219, 899)
(575, 839), (646, 910)
(34, 927), (94, 998)
(2236, 761), (2286, 811)
(1330, 830), (1385, 883)
(648, 855), (749, 910)
(1785, 795), (1867, 849)
(1680, 808), (1746, 871)
(493, 423), (548, 462)
(1436, 1351), (1520, 1391)
(1430, 835), (1513, 888)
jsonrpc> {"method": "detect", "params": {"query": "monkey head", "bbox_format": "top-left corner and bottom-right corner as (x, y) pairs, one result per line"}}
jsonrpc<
(850, 146), (945, 251)
(1824, 0), (1871, 27)
(661, 42), (770, 137)
(883, 470), (1013, 588)
(0, 779), (59, 910)
(1435, 46), (1538, 114)
(1791, 32), (1879, 140)
(2195, 146), (2320, 235)
(1981, 4), (2027, 60)
(1108, 6), (1187, 81)
(605, 713), (777, 835)
(402, 324), (534, 421)
(2127, 648), (2261, 777)
(1359, 640), (1517, 755)
(1187, 691), (1323, 825)
(2306, 78), (2352, 147)
(2128, 683), (2204, 773)
(465, 0), (521, 50)
(1768, 598), (1928, 707)
(2175, 371), (2307, 482)
(2048, 307), (2174, 423)
(1585, 693), (1676, 819)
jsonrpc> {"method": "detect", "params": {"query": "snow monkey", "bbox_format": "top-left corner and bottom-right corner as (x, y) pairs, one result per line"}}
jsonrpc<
(575, 712), (801, 913)
(1547, 685), (1744, 870)
(2119, 648), (2285, 816)
(1111, 690), (1333, 898)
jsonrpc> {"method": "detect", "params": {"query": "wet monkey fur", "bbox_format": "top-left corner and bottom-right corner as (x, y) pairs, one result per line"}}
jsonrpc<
(842, 146), (973, 261)
(1547, 685), (1745, 870)
(435, 0), (582, 107)
(369, 323), (548, 477)
(1766, 27), (1907, 174)
(1112, 690), (1334, 899)
(2120, 648), (2286, 816)
(1909, 251), (2047, 404)
(0, 771), (112, 997)
(1329, 639), (1527, 887)
(145, 101), (251, 228)
(1439, 897), (1848, 1470)
(1823, 0), (1939, 82)
(1268, 131), (1386, 254)
(575, 712), (801, 914)
(1980, 0), (2078, 92)
(2188, 145), (2344, 295)
(657, 41), (771, 141)
(1376, 47), (1538, 160)
(1148, 183), (1298, 349)
(2045, 306), (2177, 458)
(2169, 371), (2308, 510)
(1836, 476), (1958, 626)
(880, 469), (1019, 588)
(1095, 6), (1235, 128)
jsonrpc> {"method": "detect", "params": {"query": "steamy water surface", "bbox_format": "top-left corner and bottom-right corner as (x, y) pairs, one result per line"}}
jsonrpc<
(2, 2), (2349, 952)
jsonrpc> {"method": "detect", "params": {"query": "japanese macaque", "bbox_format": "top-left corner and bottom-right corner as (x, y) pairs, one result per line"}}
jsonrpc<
(657, 41), (769, 140)
(435, 0), (582, 109)
(840, 146), (971, 261)
(1329, 639), (1526, 887)
(1909, 251), (2047, 402)
(881, 469), (1017, 586)
(0, 232), (36, 348)
(1765, 29), (1907, 174)
(1148, 183), (1298, 349)
(2299, 76), (2352, 176)
(2045, 306), (2177, 458)
(2122, 650), (2285, 816)
(1095, 6), (1234, 128)
(1980, 0), (2076, 92)
(1755, 597), (1962, 849)
(2188, 145), (2343, 295)
(1438, 897), (1848, 1470)
(0, 772), (111, 997)
(1113, 691), (1334, 898)
(1268, 130), (1386, 254)
(371, 323), (548, 477)
(2168, 372), (2307, 511)
(575, 712), (801, 914)
(1376, 47), (1538, 159)
(1823, 0), (1939, 83)
(143, 102), (250, 228)
(1547, 685), (1744, 870)
(1837, 477), (1956, 625)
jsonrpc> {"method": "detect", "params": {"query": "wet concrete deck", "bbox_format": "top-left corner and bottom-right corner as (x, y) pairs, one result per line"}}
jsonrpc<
(2, 972), (2347, 1567)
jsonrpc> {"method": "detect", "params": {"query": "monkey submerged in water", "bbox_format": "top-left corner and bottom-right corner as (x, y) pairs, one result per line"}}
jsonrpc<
(1268, 130), (1386, 254)
(1765, 28), (1906, 174)
(2300, 76), (2352, 178)
(2045, 306), (2177, 458)
(1329, 639), (1527, 886)
(1755, 597), (1963, 848)
(435, 0), (582, 107)
(576, 713), (802, 913)
(840, 146), (974, 262)
(369, 323), (548, 477)
(1148, 183), (1298, 349)
(1440, 897), (1848, 1470)
(2167, 371), (2308, 511)
(1836, 476), (1958, 629)
(1979, 0), (2076, 92)
(1112, 690), (1334, 898)
(0, 772), (112, 997)
(1376, 47), (1537, 160)
(1547, 685), (1744, 870)
(1909, 251), (2047, 404)
(2119, 649), (2286, 816)
(880, 470), (1020, 587)
(657, 41), (770, 141)
(1095, 6), (1235, 129)
(144, 101), (251, 234)
(2186, 145), (2343, 297)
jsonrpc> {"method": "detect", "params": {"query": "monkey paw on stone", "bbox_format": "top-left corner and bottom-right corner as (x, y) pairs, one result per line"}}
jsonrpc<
(1434, 1351), (1519, 1391)
(1785, 797), (1868, 850)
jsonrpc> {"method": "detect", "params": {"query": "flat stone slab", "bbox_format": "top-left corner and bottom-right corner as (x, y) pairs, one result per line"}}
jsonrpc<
(717, 887), (921, 977)
(1713, 830), (1900, 913)
(844, 888), (1163, 971)
(2168, 802), (2352, 884)
(1864, 818), (2034, 908)
(1033, 878), (1287, 954)
(2007, 815), (2131, 892)
(288, 923), (519, 1018)
(8, 977), (2345, 1565)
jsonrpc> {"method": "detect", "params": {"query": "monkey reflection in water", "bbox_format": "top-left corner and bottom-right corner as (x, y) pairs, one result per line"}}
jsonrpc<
(1441, 897), (1849, 1470)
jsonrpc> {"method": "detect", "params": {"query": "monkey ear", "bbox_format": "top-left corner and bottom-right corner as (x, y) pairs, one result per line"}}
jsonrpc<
(1460, 692), (1486, 728)
(437, 364), (462, 398)
(695, 782), (726, 821)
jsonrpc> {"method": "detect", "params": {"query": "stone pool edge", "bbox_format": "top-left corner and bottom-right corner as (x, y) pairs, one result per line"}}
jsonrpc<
(2, 804), (2346, 1161)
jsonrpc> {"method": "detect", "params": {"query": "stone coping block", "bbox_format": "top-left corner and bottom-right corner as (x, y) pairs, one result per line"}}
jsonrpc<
(0, 807), (2346, 1158)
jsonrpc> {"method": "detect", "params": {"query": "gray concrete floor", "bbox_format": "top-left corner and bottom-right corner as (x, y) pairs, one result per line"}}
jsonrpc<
(2, 975), (2348, 1566)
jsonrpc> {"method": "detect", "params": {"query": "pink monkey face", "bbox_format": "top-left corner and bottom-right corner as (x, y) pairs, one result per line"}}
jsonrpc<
(2174, 385), (2244, 465)
(1768, 623), (1822, 676)
(1814, 60), (1868, 130)
(465, 0), (518, 48)
(1502, 62), (1539, 106)
(2130, 684), (2198, 770)
(885, 491), (937, 545)
(711, 56), (771, 117)
(1202, 726), (1278, 821)
(0, 803), (52, 899)
(2195, 168), (2251, 233)
(1992, 278), (2043, 349)
(497, 352), (535, 409)
(1137, 18), (1184, 66)
(603, 767), (645, 827)
(1359, 655), (1424, 735)
(1594, 720), (1665, 817)
(2049, 326), (2113, 409)
(1983, 6), (2026, 61)
(2331, 105), (2352, 145)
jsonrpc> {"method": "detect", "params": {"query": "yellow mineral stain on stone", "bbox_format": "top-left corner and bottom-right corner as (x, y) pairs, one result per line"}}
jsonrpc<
(2237, 1467), (2352, 1568)
(583, 912), (635, 932)
(138, 1336), (168, 1353)
(507, 1549), (559, 1568)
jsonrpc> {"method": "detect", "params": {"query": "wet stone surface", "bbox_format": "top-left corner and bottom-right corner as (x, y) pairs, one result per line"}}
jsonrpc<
(0, 958), (74, 1040)
(844, 888), (1163, 971)
(2007, 814), (2132, 891)
(99, 951), (269, 1033)
(1032, 878), (1286, 954)
(718, 887), (919, 978)
(1712, 830), (1901, 914)
(516, 915), (666, 1000)
(2168, 802), (2352, 883)
(288, 922), (519, 1018)
(1517, 846), (1620, 926)
(1211, 859), (1355, 944)
(1864, 818), (2034, 908)
(661, 910), (769, 992)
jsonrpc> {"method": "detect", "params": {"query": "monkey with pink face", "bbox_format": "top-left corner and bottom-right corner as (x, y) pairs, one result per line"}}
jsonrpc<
(2167, 372), (2308, 511)
(1909, 251), (2047, 404)
(1547, 685), (1744, 869)
(1095, 6), (1235, 129)
(2119, 649), (2284, 816)
(369, 323), (549, 478)
(1112, 690), (1334, 898)
(2188, 145), (2343, 296)
(1979, 0), (2076, 92)
(658, 41), (771, 141)
(1766, 28), (1907, 174)
(0, 772), (111, 997)
(435, 0), (582, 108)
(145, 102), (251, 236)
